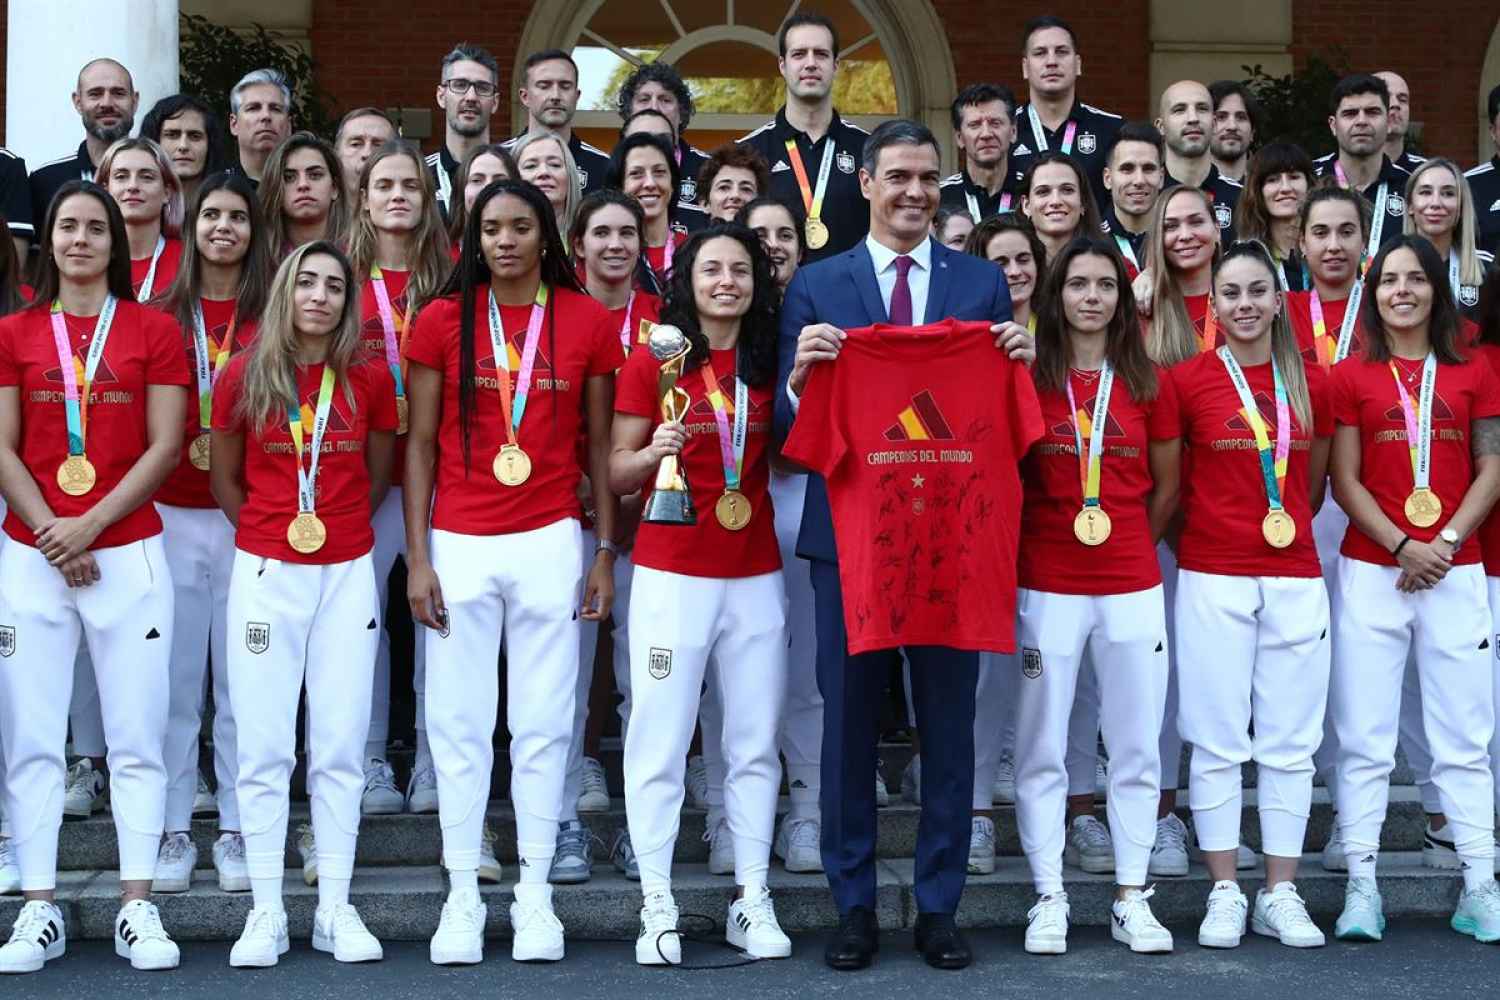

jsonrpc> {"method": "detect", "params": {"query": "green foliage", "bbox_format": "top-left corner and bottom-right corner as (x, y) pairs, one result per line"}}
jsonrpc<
(1240, 52), (1349, 159)
(178, 13), (336, 143)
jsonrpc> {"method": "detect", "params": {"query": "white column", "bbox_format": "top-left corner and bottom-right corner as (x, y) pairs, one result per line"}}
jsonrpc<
(6, 0), (179, 164)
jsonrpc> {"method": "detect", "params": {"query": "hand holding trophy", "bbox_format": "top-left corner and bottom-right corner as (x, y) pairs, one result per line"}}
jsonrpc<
(642, 324), (697, 525)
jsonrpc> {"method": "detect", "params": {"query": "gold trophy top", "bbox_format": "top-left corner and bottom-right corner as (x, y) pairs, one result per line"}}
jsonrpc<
(648, 323), (692, 423)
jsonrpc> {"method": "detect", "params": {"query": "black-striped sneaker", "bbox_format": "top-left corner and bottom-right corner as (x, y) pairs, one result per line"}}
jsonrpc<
(0, 900), (65, 974)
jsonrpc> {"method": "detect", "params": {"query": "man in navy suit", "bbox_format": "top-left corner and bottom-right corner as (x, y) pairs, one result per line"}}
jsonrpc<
(776, 118), (1034, 970)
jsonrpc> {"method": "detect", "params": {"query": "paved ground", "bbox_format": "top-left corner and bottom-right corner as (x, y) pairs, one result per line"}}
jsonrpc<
(12, 922), (1498, 1000)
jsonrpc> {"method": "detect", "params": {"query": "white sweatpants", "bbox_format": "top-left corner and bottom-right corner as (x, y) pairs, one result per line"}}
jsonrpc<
(1332, 558), (1496, 862)
(1014, 587), (1169, 894)
(1175, 571), (1330, 856)
(770, 472), (821, 809)
(227, 549), (378, 883)
(369, 487), (428, 745)
(625, 566), (787, 893)
(0, 537), (173, 889)
(157, 503), (238, 831)
(68, 644), (106, 757)
(425, 520), (582, 873)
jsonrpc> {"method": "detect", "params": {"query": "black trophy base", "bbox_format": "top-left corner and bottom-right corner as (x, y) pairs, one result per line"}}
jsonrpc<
(643, 486), (697, 525)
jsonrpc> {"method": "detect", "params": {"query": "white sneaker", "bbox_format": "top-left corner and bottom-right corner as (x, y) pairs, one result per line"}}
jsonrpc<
(63, 759), (106, 818)
(1111, 887), (1174, 953)
(704, 813), (734, 875)
(1451, 878), (1500, 943)
(192, 771), (217, 818)
(360, 757), (404, 815)
(774, 815), (823, 873)
(1423, 822), (1461, 870)
(1149, 814), (1189, 877)
(1198, 880), (1247, 948)
(685, 756), (709, 810)
(0, 900), (65, 974)
(229, 906), (289, 968)
(901, 756), (922, 805)
(636, 890), (681, 965)
(113, 899), (180, 970)
(213, 832), (250, 892)
(874, 760), (891, 808)
(967, 816), (996, 875)
(151, 832), (197, 893)
(1095, 758), (1109, 795)
(1253, 881), (1325, 947)
(1025, 892), (1069, 954)
(297, 823), (318, 885)
(1063, 815), (1115, 874)
(405, 763), (438, 814)
(578, 757), (610, 813)
(1322, 822), (1347, 872)
(726, 885), (791, 958)
(430, 886), (486, 965)
(1334, 876), (1385, 941)
(0, 838), (21, 895)
(479, 823), (503, 884)
(313, 903), (383, 962)
(510, 890), (565, 962)
(992, 751), (1017, 804)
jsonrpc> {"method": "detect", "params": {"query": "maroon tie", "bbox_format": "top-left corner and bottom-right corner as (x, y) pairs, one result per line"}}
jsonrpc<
(889, 254), (914, 326)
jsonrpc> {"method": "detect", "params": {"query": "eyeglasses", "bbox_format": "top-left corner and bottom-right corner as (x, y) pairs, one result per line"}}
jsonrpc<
(443, 78), (498, 98)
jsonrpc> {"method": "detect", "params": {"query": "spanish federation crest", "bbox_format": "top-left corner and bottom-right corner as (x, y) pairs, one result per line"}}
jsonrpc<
(1077, 131), (1097, 155)
(1461, 284), (1480, 307)
(246, 622), (270, 655)
(1021, 646), (1042, 679)
(648, 646), (672, 680)
(1215, 203), (1233, 230)
(836, 150), (855, 174)
(679, 177), (697, 202)
(1386, 193), (1405, 216)
(0, 625), (13, 658)
(577, 167), (589, 189)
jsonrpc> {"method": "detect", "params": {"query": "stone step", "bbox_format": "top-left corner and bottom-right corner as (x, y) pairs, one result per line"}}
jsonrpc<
(0, 852), (1465, 943)
(56, 787), (1430, 872)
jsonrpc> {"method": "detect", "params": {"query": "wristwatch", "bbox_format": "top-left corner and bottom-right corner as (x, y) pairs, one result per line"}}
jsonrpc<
(595, 538), (620, 556)
(1440, 527), (1461, 551)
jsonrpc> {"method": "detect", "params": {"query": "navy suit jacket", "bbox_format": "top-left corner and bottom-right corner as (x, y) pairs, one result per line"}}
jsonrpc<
(775, 236), (1012, 564)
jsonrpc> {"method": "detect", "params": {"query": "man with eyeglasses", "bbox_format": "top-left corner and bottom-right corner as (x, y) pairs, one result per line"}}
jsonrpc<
(428, 44), (502, 220)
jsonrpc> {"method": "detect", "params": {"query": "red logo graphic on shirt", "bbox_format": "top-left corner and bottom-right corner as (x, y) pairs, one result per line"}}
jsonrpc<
(1050, 397), (1127, 438)
(476, 331), (553, 376)
(44, 355), (120, 387)
(297, 386), (353, 433)
(1382, 393), (1455, 423)
(882, 390), (954, 442)
(688, 371), (767, 418)
(1224, 389), (1278, 431)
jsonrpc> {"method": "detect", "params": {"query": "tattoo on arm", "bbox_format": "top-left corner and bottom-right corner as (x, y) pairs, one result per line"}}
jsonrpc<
(1473, 417), (1500, 458)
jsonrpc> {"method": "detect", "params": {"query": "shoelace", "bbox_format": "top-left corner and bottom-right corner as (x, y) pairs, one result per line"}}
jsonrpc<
(65, 760), (94, 794)
(159, 835), (191, 863)
(786, 818), (819, 849)
(1028, 895), (1069, 929)
(245, 907), (282, 941)
(124, 902), (170, 941)
(329, 904), (369, 935)
(702, 816), (729, 846)
(1263, 889), (1314, 927)
(1077, 818), (1111, 849)
(442, 894), (485, 932)
(364, 760), (399, 793)
(219, 835), (246, 861)
(513, 900), (562, 932)
(1119, 887), (1161, 928)
(580, 761), (608, 793)
(1346, 878), (1379, 903)
(736, 889), (779, 930)
(1157, 818), (1187, 850)
(557, 825), (591, 860)
(1207, 888), (1247, 923)
(10, 901), (56, 942)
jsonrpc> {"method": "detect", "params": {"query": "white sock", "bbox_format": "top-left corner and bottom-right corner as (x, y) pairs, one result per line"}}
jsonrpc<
(415, 728), (433, 772)
(250, 877), (284, 912)
(1460, 853), (1494, 892)
(1346, 850), (1378, 880)
(364, 740), (385, 762)
(513, 882), (552, 907)
(318, 875), (351, 909)
(449, 868), (479, 894)
(517, 852), (550, 884)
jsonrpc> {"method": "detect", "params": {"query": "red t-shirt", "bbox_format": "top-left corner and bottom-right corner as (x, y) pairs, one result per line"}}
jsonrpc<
(212, 354), (397, 564)
(131, 237), (184, 300)
(644, 231), (688, 283)
(1018, 366), (1178, 595)
(1172, 350), (1334, 578)
(0, 300), (190, 548)
(783, 319), (1044, 654)
(1470, 344), (1500, 576)
(155, 297), (258, 508)
(1286, 289), (1364, 371)
(358, 269), (411, 486)
(1331, 351), (1500, 566)
(404, 287), (624, 536)
(615, 344), (779, 578)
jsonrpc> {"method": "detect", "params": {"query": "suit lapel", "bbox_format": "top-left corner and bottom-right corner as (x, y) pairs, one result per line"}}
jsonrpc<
(850, 242), (887, 324)
(926, 239), (952, 324)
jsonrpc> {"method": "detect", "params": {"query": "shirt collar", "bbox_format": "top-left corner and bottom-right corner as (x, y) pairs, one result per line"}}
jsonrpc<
(775, 105), (845, 143)
(866, 233), (932, 273)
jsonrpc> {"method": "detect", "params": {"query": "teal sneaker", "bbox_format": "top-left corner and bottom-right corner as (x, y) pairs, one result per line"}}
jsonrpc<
(1451, 879), (1500, 943)
(1334, 877), (1385, 942)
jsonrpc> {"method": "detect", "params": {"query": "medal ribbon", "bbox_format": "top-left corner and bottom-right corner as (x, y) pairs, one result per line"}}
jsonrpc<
(486, 284), (549, 444)
(1449, 250), (1462, 301)
(1389, 353), (1436, 496)
(137, 235), (167, 299)
(1310, 284), (1363, 368)
(190, 302), (238, 432)
(1063, 362), (1114, 509)
(1218, 346), (1290, 510)
(369, 265), (408, 403)
(1113, 234), (1139, 271)
(434, 161), (452, 214)
(1027, 105), (1078, 154)
(1199, 303), (1218, 353)
(617, 290), (636, 351)
(287, 365), (336, 514)
(783, 137), (835, 224)
(49, 296), (117, 456)
(700, 356), (748, 493)
(1334, 162), (1387, 274)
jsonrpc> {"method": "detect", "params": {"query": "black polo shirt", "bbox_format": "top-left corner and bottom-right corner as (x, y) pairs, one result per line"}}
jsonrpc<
(1164, 162), (1242, 243)
(1099, 205), (1151, 272)
(1313, 153), (1410, 248)
(1393, 150), (1426, 174)
(676, 140), (709, 214)
(501, 130), (611, 195)
(1010, 98), (1123, 216)
(938, 165), (1024, 222)
(0, 149), (33, 245)
(738, 106), (869, 262)
(1455, 251), (1493, 319)
(29, 140), (95, 243)
(1468, 157), (1500, 258)
(424, 145), (462, 223)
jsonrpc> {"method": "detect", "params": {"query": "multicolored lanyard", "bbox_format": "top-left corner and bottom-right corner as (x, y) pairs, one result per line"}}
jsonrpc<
(1028, 105), (1078, 155)
(190, 302), (237, 432)
(1389, 353), (1436, 499)
(1064, 362), (1113, 510)
(784, 137), (835, 226)
(1198, 303), (1218, 353)
(49, 296), (117, 457)
(1114, 234), (1139, 271)
(287, 365), (336, 515)
(486, 284), (549, 439)
(965, 188), (1013, 223)
(1449, 250), (1462, 301)
(136, 235), (167, 299)
(1219, 346), (1290, 511)
(1310, 284), (1363, 368)
(700, 356), (748, 493)
(1334, 161), (1387, 274)
(617, 290), (636, 352)
(369, 265), (408, 405)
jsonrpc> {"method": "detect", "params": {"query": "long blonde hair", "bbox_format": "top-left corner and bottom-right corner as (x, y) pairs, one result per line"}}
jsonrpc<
(237, 241), (361, 431)
(346, 141), (451, 319)
(1146, 186), (1224, 366)
(94, 136), (185, 239)
(1213, 240), (1313, 430)
(512, 130), (581, 238)
(1402, 157), (1486, 287)
(259, 132), (350, 256)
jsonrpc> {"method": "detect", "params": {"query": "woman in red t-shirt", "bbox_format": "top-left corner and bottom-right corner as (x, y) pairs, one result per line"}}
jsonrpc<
(1172, 242), (1333, 949)
(211, 241), (396, 967)
(607, 133), (686, 292)
(403, 180), (621, 965)
(347, 141), (452, 816)
(1328, 235), (1500, 942)
(96, 137), (184, 301)
(1012, 237), (1180, 956)
(149, 170), (271, 894)
(0, 180), (190, 974)
(610, 222), (790, 965)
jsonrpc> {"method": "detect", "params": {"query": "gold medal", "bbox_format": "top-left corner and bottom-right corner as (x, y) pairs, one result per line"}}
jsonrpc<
(286, 511), (327, 555)
(1404, 487), (1442, 528)
(805, 217), (829, 250)
(396, 396), (409, 436)
(1073, 505), (1112, 545)
(1262, 508), (1296, 549)
(715, 490), (752, 531)
(189, 433), (212, 472)
(493, 444), (532, 486)
(57, 454), (97, 496)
